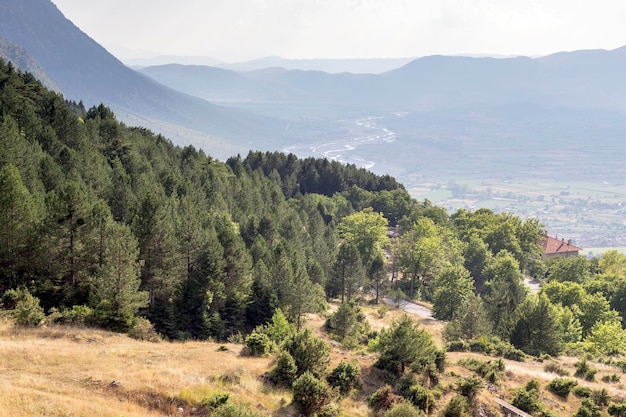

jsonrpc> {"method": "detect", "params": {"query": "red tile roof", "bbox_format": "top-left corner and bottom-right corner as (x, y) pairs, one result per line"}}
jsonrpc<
(539, 234), (582, 254)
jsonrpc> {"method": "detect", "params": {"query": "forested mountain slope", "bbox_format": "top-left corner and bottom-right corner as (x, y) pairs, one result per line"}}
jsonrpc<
(0, 58), (413, 339)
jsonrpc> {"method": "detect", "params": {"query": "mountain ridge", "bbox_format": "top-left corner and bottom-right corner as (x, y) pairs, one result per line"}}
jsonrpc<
(0, 0), (283, 159)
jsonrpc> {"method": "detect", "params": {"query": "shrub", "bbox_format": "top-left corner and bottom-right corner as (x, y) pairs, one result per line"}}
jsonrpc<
(602, 374), (621, 383)
(383, 401), (425, 417)
(7, 288), (45, 327)
(442, 395), (468, 417)
(446, 340), (468, 352)
(456, 376), (483, 401)
(200, 392), (230, 409)
(544, 362), (570, 376)
(326, 361), (361, 396)
(292, 372), (335, 416)
(227, 332), (244, 344)
(48, 305), (94, 326)
(368, 385), (403, 412)
(128, 317), (160, 342)
(592, 388), (610, 407)
(245, 331), (272, 356)
(211, 403), (263, 417)
(405, 383), (435, 414)
(573, 386), (593, 398)
(511, 379), (544, 414)
(575, 398), (603, 417)
(269, 350), (297, 387)
(502, 346), (526, 361)
(608, 403), (626, 417)
(575, 358), (597, 381)
(547, 378), (578, 398)
(377, 303), (388, 318)
(282, 328), (330, 379)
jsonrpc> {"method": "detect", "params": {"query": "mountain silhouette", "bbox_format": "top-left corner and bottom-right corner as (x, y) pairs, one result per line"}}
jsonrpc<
(0, 0), (282, 158)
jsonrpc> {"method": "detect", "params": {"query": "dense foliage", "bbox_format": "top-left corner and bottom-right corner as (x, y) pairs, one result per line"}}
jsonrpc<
(0, 59), (404, 338)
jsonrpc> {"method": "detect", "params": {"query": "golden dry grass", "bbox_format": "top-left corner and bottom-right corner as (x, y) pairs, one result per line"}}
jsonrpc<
(0, 319), (288, 417)
(2, 304), (625, 417)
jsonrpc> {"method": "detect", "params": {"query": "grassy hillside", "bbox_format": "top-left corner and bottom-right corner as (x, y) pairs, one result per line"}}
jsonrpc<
(2, 302), (625, 417)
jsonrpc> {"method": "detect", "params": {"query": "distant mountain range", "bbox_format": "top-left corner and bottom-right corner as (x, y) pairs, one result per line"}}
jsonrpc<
(126, 55), (416, 75)
(0, 0), (282, 159)
(138, 48), (626, 113)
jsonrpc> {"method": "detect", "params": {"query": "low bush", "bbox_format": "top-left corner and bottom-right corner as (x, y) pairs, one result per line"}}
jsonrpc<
(575, 398), (603, 417)
(456, 376), (483, 401)
(547, 378), (578, 398)
(592, 388), (611, 407)
(575, 358), (597, 381)
(200, 392), (230, 410)
(511, 379), (545, 415)
(128, 317), (160, 342)
(405, 383), (435, 414)
(269, 350), (297, 387)
(383, 401), (425, 417)
(211, 403), (263, 417)
(368, 385), (403, 412)
(602, 373), (621, 383)
(326, 361), (361, 396)
(442, 395), (468, 417)
(292, 372), (335, 417)
(544, 362), (570, 376)
(244, 331), (272, 356)
(2, 288), (45, 327)
(446, 340), (468, 352)
(573, 386), (593, 398)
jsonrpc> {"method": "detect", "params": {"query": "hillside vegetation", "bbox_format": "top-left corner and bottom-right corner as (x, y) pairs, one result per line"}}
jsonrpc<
(2, 60), (626, 416)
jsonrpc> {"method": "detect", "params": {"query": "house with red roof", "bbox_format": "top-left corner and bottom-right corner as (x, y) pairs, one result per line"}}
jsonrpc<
(539, 233), (582, 259)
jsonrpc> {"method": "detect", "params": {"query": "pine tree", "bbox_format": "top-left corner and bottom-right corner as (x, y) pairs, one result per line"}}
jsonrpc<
(91, 220), (148, 329)
(0, 164), (38, 290)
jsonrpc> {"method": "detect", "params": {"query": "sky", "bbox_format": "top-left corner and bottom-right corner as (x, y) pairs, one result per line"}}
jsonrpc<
(51, 0), (626, 63)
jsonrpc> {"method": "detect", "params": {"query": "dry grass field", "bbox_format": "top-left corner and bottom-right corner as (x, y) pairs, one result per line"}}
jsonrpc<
(2, 303), (626, 417)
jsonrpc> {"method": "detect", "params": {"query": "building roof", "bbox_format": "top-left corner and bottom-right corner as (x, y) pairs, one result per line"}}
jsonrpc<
(539, 234), (582, 254)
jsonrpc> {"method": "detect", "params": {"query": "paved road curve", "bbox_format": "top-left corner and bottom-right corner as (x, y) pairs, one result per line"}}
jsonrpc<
(382, 297), (433, 320)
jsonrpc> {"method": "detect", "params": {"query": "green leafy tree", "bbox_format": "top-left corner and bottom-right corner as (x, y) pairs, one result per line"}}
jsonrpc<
(43, 179), (93, 303)
(133, 192), (183, 319)
(546, 256), (591, 284)
(398, 217), (446, 299)
(444, 293), (492, 341)
(583, 321), (626, 355)
(433, 264), (475, 321)
(337, 209), (389, 266)
(462, 233), (492, 292)
(327, 302), (359, 341)
(510, 293), (563, 356)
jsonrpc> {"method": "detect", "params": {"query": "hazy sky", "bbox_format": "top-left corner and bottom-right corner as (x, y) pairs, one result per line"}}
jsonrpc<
(51, 0), (626, 62)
